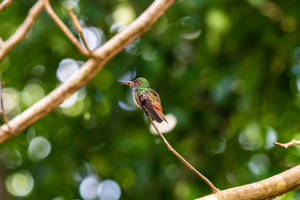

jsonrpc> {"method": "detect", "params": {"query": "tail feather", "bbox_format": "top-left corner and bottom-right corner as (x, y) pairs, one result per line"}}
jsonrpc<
(155, 109), (168, 123)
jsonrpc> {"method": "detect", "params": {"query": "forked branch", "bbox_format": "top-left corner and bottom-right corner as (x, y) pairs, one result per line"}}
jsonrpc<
(0, 0), (175, 142)
(44, 0), (91, 57)
(67, 6), (92, 52)
(147, 115), (219, 193)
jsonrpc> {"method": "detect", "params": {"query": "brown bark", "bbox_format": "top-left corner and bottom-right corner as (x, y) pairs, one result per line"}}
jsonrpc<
(196, 164), (300, 200)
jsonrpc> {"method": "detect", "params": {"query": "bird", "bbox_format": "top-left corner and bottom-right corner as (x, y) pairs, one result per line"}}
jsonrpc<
(119, 77), (168, 123)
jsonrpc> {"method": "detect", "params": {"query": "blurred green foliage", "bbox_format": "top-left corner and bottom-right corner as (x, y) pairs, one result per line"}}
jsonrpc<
(0, 0), (300, 199)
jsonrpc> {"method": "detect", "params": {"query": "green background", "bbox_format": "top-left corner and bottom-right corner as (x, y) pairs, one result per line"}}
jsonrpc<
(0, 0), (300, 199)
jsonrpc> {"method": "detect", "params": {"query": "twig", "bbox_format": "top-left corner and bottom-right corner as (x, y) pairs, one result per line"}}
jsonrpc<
(0, 81), (8, 124)
(44, 0), (91, 57)
(67, 6), (91, 52)
(0, 37), (3, 48)
(0, 0), (45, 61)
(147, 115), (219, 193)
(0, 0), (175, 142)
(274, 139), (300, 149)
(0, 0), (13, 11)
(0, 79), (11, 133)
(196, 164), (300, 200)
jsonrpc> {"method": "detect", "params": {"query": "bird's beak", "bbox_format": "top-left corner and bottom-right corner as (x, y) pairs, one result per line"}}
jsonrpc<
(119, 80), (135, 86)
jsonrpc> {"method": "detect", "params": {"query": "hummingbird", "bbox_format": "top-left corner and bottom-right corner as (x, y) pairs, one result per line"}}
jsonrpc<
(120, 77), (168, 123)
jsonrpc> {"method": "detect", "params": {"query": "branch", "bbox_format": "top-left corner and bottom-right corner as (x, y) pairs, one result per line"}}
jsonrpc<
(44, 0), (91, 57)
(0, 80), (8, 124)
(0, 37), (3, 48)
(148, 116), (219, 193)
(196, 164), (300, 200)
(0, 0), (13, 11)
(0, 0), (175, 142)
(67, 6), (92, 52)
(274, 139), (300, 149)
(0, 0), (44, 61)
(0, 79), (11, 133)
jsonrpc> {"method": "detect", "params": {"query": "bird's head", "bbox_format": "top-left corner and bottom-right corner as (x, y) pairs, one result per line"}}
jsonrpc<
(119, 77), (150, 89)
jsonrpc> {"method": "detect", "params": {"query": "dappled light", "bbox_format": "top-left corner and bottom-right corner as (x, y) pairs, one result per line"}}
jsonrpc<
(98, 180), (122, 200)
(239, 123), (263, 151)
(5, 171), (34, 197)
(0, 0), (300, 199)
(265, 127), (277, 149)
(79, 176), (99, 200)
(248, 154), (270, 176)
(81, 27), (105, 51)
(27, 136), (51, 161)
(150, 113), (177, 134)
(2, 88), (21, 118)
(113, 3), (136, 25)
(22, 83), (45, 106)
(56, 58), (79, 82)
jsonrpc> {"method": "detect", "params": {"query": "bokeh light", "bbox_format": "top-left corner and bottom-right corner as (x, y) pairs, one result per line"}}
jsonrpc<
(118, 70), (136, 82)
(248, 154), (270, 176)
(81, 27), (105, 50)
(56, 58), (79, 82)
(30, 65), (45, 78)
(79, 176), (99, 200)
(239, 122), (263, 151)
(265, 127), (277, 149)
(118, 101), (136, 111)
(28, 136), (51, 161)
(150, 113), (177, 134)
(97, 179), (121, 200)
(2, 88), (21, 118)
(22, 83), (45, 106)
(113, 4), (136, 25)
(297, 79), (300, 93)
(60, 92), (78, 108)
(5, 171), (34, 197)
(110, 22), (126, 34)
(206, 9), (231, 33)
(180, 16), (201, 40)
(0, 147), (22, 169)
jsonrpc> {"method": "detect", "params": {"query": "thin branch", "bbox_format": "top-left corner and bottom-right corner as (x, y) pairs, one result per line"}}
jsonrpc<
(196, 164), (300, 200)
(0, 81), (8, 124)
(147, 115), (219, 193)
(0, 0), (13, 11)
(0, 0), (175, 142)
(0, 37), (3, 49)
(67, 6), (91, 52)
(44, 0), (91, 57)
(0, 0), (45, 61)
(274, 139), (300, 149)
(0, 79), (11, 133)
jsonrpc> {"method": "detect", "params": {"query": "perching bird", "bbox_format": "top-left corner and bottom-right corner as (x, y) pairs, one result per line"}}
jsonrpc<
(120, 77), (168, 123)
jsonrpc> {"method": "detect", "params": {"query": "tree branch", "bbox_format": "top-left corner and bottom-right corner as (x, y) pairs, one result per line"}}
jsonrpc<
(147, 115), (219, 193)
(274, 139), (300, 149)
(44, 0), (91, 57)
(0, 0), (175, 142)
(67, 6), (92, 53)
(0, 0), (45, 61)
(0, 0), (13, 11)
(196, 164), (300, 200)
(0, 37), (3, 49)
(0, 80), (8, 124)
(0, 79), (11, 133)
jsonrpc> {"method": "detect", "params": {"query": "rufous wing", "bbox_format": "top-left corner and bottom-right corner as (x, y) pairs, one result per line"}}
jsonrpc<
(143, 89), (168, 123)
